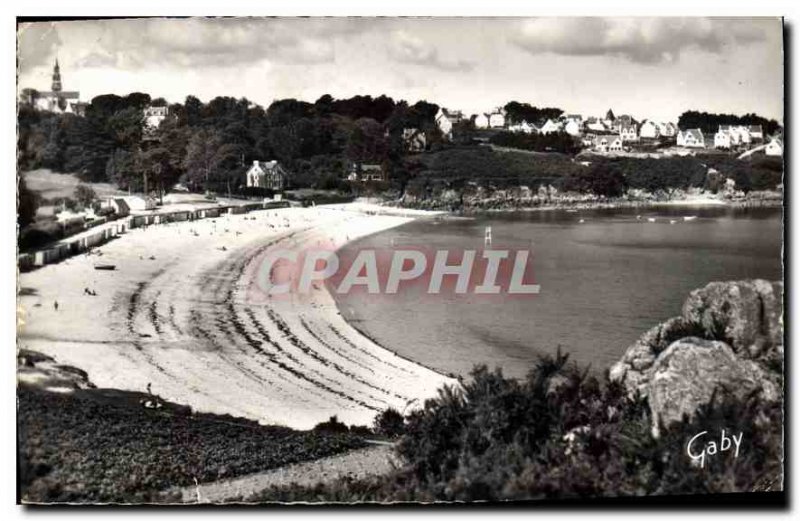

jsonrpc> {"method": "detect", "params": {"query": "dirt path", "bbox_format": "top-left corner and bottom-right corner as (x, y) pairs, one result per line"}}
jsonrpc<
(176, 444), (397, 503)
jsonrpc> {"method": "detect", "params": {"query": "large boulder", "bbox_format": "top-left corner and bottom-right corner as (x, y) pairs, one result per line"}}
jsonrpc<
(682, 279), (783, 361)
(648, 338), (780, 437)
(610, 280), (783, 436)
(611, 280), (783, 398)
(608, 316), (701, 395)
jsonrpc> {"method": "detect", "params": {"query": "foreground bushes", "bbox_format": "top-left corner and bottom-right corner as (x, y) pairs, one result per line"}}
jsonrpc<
(17, 387), (366, 503)
(246, 351), (783, 502)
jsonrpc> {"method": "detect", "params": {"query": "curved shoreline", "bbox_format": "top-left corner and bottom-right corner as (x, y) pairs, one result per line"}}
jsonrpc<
(18, 204), (457, 430)
(391, 195), (783, 215)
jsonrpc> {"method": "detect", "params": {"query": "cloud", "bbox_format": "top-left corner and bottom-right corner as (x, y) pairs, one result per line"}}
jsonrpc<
(388, 30), (474, 72)
(17, 22), (63, 73)
(511, 18), (769, 64)
(28, 17), (375, 73)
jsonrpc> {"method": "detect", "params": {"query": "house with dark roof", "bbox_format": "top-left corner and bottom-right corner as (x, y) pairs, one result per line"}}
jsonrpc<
(435, 107), (464, 139)
(619, 122), (639, 142)
(347, 163), (387, 182)
(246, 160), (289, 191)
(748, 125), (764, 141)
(103, 198), (131, 217)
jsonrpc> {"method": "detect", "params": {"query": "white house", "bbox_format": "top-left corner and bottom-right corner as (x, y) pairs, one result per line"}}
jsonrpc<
(403, 128), (426, 152)
(749, 125), (764, 141)
(677, 129), (705, 148)
(564, 119), (582, 137)
(144, 105), (169, 130)
(611, 114), (635, 133)
(102, 198), (131, 217)
(540, 119), (563, 134)
(714, 129), (733, 149)
(435, 108), (464, 139)
(594, 135), (623, 153)
(584, 118), (607, 133)
(765, 138), (783, 156)
(348, 163), (386, 182)
(246, 160), (289, 191)
(620, 123), (638, 142)
(563, 114), (583, 126)
(639, 120), (660, 139)
(736, 126), (752, 144)
(508, 121), (537, 134)
(120, 195), (156, 211)
(474, 113), (489, 129)
(657, 122), (678, 137)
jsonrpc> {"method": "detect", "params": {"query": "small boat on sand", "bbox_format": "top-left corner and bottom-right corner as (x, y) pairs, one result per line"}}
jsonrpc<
(94, 264), (116, 271)
(683, 216), (698, 221)
(647, 217), (656, 223)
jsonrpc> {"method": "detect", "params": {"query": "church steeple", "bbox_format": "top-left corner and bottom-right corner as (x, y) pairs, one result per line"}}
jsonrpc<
(51, 58), (62, 93)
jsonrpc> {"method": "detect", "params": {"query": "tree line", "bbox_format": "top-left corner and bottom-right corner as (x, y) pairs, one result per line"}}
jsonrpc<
(677, 110), (781, 137)
(17, 93), (445, 197)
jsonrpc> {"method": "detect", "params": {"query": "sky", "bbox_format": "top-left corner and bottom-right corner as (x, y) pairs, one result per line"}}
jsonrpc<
(16, 17), (784, 123)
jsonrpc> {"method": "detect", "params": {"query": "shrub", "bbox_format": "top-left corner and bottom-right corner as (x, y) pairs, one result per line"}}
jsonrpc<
(373, 408), (405, 439)
(313, 415), (351, 435)
(244, 351), (783, 503)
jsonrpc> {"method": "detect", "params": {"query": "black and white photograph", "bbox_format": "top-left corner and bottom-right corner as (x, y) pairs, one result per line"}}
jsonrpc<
(12, 9), (788, 508)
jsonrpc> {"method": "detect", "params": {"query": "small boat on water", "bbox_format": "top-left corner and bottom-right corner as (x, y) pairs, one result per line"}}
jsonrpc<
(578, 219), (585, 223)
(647, 217), (656, 223)
(683, 216), (698, 221)
(670, 220), (677, 224)
(94, 264), (116, 271)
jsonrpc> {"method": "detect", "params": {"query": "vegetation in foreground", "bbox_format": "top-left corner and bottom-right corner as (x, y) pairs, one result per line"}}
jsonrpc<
(17, 386), (366, 503)
(243, 352), (784, 503)
(17, 350), (783, 504)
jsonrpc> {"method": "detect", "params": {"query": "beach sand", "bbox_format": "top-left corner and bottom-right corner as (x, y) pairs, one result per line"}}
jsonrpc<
(17, 204), (456, 430)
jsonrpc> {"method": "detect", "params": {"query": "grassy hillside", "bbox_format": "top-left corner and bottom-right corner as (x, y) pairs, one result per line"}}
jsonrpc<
(18, 386), (366, 503)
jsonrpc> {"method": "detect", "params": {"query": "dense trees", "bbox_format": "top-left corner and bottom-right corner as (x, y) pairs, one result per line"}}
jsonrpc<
(17, 176), (39, 228)
(562, 162), (627, 197)
(503, 102), (563, 125)
(489, 131), (581, 155)
(17, 92), (447, 196)
(17, 94), (783, 201)
(678, 110), (781, 137)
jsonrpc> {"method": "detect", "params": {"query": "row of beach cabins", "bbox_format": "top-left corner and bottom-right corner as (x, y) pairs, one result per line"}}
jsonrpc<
(18, 198), (290, 273)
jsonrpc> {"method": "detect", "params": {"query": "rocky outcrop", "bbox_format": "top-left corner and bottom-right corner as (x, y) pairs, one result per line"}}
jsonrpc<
(17, 349), (95, 392)
(609, 280), (783, 435)
(647, 338), (780, 437)
(682, 279), (783, 361)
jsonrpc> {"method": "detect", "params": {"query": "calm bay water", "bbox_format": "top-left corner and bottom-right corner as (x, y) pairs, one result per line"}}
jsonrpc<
(334, 206), (783, 380)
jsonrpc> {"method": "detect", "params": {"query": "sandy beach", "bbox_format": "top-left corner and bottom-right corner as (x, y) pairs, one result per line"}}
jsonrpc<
(17, 204), (456, 430)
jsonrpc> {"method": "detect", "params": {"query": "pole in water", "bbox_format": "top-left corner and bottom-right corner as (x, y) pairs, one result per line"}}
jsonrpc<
(484, 226), (492, 247)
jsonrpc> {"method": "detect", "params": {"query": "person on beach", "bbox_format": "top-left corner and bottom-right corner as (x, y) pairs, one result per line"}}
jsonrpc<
(53, 300), (58, 311)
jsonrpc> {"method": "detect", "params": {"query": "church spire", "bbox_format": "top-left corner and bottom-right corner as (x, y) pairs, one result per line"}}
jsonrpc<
(51, 58), (62, 93)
